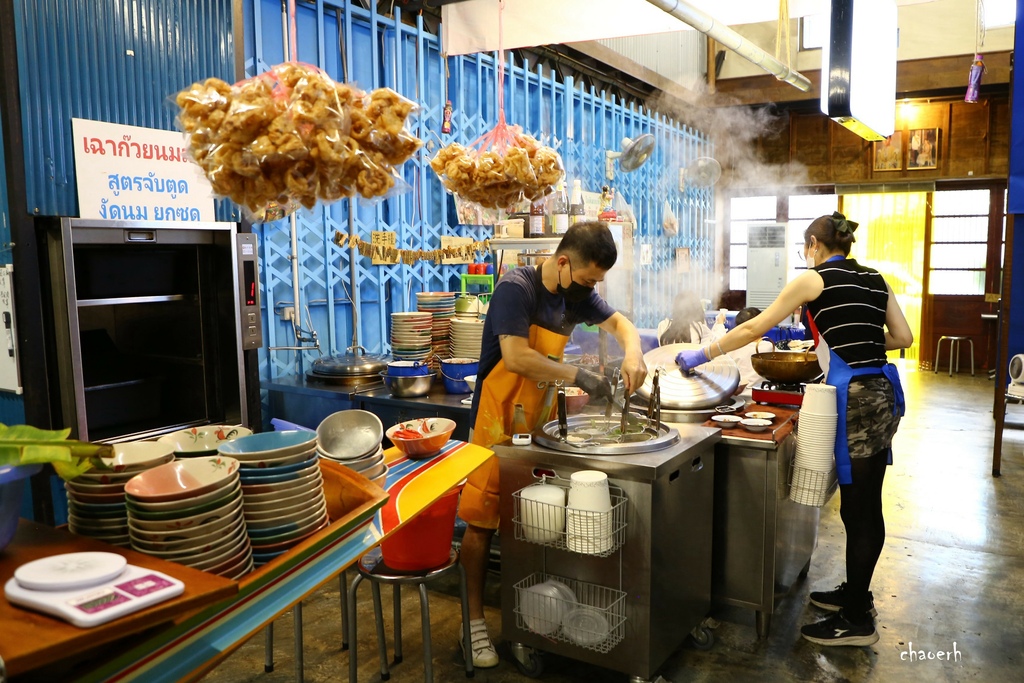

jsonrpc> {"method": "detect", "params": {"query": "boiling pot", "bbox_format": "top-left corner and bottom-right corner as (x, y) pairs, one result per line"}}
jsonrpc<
(309, 346), (391, 385)
(634, 343), (740, 410)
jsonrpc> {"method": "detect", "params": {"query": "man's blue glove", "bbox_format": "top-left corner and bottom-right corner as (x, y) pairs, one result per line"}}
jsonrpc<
(675, 347), (710, 374)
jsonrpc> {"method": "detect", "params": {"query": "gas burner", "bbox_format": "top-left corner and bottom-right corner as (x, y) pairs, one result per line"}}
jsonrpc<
(756, 380), (806, 393)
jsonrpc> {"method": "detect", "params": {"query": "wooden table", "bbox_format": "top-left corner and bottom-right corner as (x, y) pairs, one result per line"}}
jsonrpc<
(0, 521), (238, 680)
(1, 441), (492, 683)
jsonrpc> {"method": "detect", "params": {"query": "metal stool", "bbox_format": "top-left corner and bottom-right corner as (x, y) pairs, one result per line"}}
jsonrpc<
(348, 548), (474, 683)
(934, 335), (975, 376)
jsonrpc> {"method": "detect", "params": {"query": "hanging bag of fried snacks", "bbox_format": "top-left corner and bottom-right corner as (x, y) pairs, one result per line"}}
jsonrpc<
(175, 61), (422, 221)
(429, 1), (564, 212)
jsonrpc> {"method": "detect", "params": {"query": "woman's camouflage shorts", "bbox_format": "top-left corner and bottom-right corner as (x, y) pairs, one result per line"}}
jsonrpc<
(845, 376), (900, 458)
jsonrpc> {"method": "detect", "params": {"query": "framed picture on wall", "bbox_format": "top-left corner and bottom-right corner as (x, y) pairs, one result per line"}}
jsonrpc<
(908, 128), (939, 169)
(873, 132), (903, 171)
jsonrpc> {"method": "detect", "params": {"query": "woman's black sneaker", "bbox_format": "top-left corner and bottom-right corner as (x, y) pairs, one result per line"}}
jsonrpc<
(809, 583), (877, 616)
(801, 611), (879, 647)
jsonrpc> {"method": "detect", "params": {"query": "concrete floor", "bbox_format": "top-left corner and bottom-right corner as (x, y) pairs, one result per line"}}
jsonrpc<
(202, 365), (1024, 683)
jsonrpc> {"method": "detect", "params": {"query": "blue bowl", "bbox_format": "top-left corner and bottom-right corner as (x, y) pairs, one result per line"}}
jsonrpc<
(387, 360), (432, 377)
(218, 430), (317, 459)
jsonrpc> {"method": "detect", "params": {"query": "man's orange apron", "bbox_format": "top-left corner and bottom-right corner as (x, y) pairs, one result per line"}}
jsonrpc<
(458, 325), (569, 529)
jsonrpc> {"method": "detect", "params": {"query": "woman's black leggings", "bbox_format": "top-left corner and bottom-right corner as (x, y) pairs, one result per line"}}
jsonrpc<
(838, 448), (889, 618)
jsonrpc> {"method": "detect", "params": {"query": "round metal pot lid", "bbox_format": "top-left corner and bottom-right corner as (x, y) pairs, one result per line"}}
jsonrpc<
(311, 346), (391, 377)
(635, 343), (740, 410)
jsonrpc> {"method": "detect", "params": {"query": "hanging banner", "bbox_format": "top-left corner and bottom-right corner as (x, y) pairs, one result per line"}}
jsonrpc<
(71, 118), (215, 222)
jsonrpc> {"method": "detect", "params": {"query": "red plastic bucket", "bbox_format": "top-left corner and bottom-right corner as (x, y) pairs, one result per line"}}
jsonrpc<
(380, 486), (462, 570)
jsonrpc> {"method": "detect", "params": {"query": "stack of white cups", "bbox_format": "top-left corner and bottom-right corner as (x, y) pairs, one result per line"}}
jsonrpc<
(566, 470), (613, 554)
(791, 384), (839, 506)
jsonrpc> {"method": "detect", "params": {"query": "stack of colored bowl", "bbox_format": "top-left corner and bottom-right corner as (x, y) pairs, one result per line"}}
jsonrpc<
(391, 311), (433, 363)
(66, 441), (176, 547)
(124, 455), (253, 578)
(157, 424), (254, 457)
(316, 411), (388, 487)
(416, 292), (457, 370)
(449, 317), (485, 359)
(218, 430), (329, 567)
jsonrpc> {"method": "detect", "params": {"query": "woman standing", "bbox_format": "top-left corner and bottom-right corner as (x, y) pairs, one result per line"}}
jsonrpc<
(677, 212), (913, 646)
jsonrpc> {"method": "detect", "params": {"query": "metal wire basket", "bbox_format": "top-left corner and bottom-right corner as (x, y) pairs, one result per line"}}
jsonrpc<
(511, 478), (628, 557)
(513, 572), (627, 654)
(787, 463), (838, 507)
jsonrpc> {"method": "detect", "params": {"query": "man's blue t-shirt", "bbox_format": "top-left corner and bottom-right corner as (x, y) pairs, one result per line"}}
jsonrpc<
(469, 265), (615, 424)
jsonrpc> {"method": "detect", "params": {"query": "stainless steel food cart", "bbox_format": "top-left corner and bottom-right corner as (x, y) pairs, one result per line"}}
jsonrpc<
(495, 421), (719, 682)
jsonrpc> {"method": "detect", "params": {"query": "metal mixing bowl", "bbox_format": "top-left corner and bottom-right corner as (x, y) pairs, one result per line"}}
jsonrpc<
(380, 371), (434, 398)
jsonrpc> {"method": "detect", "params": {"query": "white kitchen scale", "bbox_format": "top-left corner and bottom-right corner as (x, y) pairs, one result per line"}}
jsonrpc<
(4, 552), (184, 628)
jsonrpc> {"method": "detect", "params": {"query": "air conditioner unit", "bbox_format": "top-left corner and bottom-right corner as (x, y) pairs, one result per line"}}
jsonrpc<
(746, 223), (788, 310)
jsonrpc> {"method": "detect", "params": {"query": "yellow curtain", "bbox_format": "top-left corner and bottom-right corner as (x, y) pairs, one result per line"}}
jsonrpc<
(840, 193), (926, 364)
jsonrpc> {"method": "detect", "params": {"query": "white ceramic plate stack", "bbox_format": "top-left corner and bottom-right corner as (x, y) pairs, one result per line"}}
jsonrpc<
(391, 311), (433, 363)
(217, 430), (329, 567)
(124, 455), (254, 579)
(316, 411), (388, 487)
(66, 441), (176, 547)
(792, 384), (839, 506)
(416, 292), (456, 370)
(157, 425), (253, 457)
(449, 317), (485, 359)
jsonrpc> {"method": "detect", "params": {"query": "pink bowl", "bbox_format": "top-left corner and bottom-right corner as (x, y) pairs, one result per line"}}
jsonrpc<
(385, 418), (456, 459)
(125, 456), (240, 502)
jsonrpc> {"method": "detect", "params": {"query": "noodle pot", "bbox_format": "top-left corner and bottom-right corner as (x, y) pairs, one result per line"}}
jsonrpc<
(750, 339), (821, 384)
(635, 343), (739, 410)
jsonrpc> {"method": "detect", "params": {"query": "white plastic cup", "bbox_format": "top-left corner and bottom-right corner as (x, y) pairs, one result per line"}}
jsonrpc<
(566, 470), (611, 512)
(519, 484), (565, 543)
(801, 384), (838, 415)
(566, 471), (613, 553)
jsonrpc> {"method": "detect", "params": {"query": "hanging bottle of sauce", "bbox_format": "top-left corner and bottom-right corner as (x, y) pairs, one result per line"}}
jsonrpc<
(529, 199), (545, 238)
(569, 179), (585, 226)
(551, 181), (569, 235)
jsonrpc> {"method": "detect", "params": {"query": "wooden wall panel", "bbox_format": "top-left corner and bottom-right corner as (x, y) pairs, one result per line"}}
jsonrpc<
(749, 95), (1008, 185)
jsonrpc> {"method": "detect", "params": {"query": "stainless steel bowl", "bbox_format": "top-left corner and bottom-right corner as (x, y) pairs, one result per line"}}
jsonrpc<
(380, 371), (434, 398)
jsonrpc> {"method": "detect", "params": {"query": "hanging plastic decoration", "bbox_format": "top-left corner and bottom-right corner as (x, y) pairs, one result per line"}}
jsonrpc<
(965, 54), (986, 104)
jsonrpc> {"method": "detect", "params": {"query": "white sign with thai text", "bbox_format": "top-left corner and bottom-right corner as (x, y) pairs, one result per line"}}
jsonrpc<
(71, 118), (215, 222)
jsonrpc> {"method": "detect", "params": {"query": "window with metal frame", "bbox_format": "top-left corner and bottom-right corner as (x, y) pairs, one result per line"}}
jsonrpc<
(930, 189), (990, 295)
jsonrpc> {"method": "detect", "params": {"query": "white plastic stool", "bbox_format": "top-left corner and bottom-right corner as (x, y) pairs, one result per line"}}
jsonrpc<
(934, 335), (974, 376)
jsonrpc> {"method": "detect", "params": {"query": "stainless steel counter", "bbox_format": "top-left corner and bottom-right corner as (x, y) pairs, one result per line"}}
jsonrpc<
(709, 426), (820, 639)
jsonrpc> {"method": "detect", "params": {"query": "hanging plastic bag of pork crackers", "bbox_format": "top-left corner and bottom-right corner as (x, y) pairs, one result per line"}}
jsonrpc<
(175, 63), (421, 221)
(428, 1), (563, 213)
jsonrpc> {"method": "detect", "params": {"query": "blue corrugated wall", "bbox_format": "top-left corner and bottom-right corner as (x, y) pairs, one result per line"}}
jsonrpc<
(244, 0), (716, 389)
(13, 0), (237, 219)
(7, 0), (717, 418)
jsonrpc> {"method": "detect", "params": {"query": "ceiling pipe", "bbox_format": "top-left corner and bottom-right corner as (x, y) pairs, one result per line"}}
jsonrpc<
(645, 0), (812, 92)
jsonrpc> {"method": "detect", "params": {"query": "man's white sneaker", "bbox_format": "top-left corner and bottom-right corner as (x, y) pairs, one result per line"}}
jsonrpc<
(460, 618), (499, 668)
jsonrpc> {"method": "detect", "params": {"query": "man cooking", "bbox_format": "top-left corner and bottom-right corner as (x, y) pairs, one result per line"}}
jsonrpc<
(457, 221), (647, 668)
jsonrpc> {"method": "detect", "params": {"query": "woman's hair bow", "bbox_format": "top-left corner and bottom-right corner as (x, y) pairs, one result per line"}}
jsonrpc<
(831, 211), (859, 234)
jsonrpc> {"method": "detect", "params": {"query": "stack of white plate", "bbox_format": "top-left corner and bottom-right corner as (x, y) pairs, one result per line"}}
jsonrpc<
(791, 384), (839, 506)
(157, 424), (253, 457)
(66, 442), (176, 547)
(416, 292), (456, 369)
(391, 311), (433, 362)
(125, 455), (253, 578)
(218, 430), (329, 567)
(449, 317), (485, 359)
